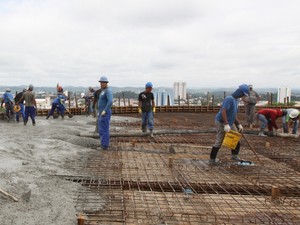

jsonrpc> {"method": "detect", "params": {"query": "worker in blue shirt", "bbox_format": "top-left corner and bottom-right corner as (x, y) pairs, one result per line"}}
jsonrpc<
(209, 84), (249, 165)
(97, 76), (113, 150)
(1, 88), (15, 122)
(46, 88), (68, 119)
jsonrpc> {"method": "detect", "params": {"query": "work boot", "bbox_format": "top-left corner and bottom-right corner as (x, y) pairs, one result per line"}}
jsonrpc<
(24, 119), (28, 126)
(268, 131), (274, 137)
(258, 131), (267, 137)
(142, 126), (147, 133)
(149, 129), (154, 137)
(210, 146), (220, 160)
(209, 158), (220, 165)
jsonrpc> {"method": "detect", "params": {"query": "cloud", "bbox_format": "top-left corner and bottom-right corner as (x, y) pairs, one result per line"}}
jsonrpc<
(0, 0), (299, 88)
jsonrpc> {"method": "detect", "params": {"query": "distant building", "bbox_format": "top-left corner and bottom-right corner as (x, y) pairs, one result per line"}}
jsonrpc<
(155, 89), (172, 106)
(173, 82), (186, 101)
(277, 87), (291, 103)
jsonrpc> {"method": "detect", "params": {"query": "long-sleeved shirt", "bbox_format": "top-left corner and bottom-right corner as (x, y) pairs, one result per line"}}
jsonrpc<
(257, 109), (283, 130)
(98, 87), (113, 113)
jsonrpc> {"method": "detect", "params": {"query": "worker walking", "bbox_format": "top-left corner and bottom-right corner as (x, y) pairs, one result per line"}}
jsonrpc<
(97, 76), (113, 150)
(243, 84), (260, 128)
(14, 89), (27, 123)
(1, 88), (15, 122)
(257, 108), (287, 137)
(16, 84), (37, 126)
(282, 108), (299, 135)
(138, 82), (156, 137)
(209, 84), (249, 165)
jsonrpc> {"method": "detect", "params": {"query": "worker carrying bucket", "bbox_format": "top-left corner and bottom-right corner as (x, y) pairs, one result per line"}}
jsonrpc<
(209, 84), (250, 165)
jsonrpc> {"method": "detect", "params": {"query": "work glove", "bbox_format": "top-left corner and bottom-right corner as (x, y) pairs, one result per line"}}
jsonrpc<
(101, 110), (106, 116)
(152, 107), (156, 113)
(238, 124), (243, 132)
(138, 108), (142, 114)
(224, 124), (231, 132)
(274, 128), (281, 135)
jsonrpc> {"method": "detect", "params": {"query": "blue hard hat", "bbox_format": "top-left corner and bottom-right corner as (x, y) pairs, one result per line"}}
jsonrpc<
(99, 76), (109, 83)
(145, 82), (153, 88)
(238, 84), (249, 96)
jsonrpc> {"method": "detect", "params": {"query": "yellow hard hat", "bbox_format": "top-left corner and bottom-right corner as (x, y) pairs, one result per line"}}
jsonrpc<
(14, 105), (21, 112)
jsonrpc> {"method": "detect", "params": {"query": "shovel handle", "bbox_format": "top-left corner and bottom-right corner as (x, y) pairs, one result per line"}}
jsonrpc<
(241, 133), (263, 165)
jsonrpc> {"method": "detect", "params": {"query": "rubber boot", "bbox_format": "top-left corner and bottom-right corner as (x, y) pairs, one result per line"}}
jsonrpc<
(231, 142), (241, 161)
(258, 128), (267, 137)
(209, 146), (220, 164)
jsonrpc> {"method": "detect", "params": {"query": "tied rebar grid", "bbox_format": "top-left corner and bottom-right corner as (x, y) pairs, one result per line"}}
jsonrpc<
(62, 132), (300, 225)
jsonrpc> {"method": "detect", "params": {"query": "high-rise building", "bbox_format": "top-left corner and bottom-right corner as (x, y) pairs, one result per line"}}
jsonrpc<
(173, 82), (186, 101)
(277, 87), (291, 103)
(155, 90), (172, 106)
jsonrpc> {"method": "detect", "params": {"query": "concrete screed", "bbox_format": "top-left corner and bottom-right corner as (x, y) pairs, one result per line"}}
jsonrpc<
(0, 115), (137, 225)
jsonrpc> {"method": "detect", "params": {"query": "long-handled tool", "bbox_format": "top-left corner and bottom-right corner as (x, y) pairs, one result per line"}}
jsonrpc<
(0, 187), (18, 202)
(241, 133), (263, 165)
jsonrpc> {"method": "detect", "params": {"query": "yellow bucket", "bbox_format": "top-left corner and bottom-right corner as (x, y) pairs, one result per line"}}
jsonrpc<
(222, 130), (242, 149)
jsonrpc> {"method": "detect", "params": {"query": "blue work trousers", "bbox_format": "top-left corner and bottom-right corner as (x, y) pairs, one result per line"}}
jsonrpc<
(16, 103), (25, 122)
(25, 106), (36, 123)
(98, 110), (112, 149)
(142, 111), (154, 131)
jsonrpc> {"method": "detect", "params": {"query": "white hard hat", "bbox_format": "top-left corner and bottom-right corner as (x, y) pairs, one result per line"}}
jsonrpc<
(80, 93), (85, 98)
(98, 76), (109, 83)
(28, 84), (34, 90)
(289, 109), (299, 119)
(6, 88), (11, 92)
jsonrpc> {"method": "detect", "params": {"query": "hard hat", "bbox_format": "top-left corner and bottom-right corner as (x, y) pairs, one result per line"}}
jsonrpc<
(14, 105), (21, 112)
(23, 88), (27, 92)
(6, 88), (11, 92)
(80, 93), (85, 98)
(98, 76), (109, 83)
(28, 84), (34, 90)
(289, 109), (299, 119)
(145, 82), (153, 88)
(238, 84), (249, 96)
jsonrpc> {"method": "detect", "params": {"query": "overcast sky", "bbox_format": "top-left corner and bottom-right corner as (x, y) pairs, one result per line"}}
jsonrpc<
(0, 0), (299, 88)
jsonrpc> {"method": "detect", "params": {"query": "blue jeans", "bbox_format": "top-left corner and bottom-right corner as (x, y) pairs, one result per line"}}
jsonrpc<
(282, 120), (299, 134)
(98, 110), (112, 149)
(142, 111), (154, 131)
(258, 114), (268, 129)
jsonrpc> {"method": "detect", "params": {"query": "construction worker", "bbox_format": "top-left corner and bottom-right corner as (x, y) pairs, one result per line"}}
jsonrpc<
(243, 84), (260, 128)
(282, 108), (299, 135)
(47, 87), (68, 119)
(257, 108), (287, 137)
(14, 89), (27, 123)
(209, 84), (249, 165)
(1, 88), (15, 122)
(93, 88), (102, 117)
(138, 82), (156, 137)
(16, 84), (37, 126)
(86, 87), (95, 116)
(97, 76), (113, 150)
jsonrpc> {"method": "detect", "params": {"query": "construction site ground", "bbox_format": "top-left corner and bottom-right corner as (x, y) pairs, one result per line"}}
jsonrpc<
(0, 112), (299, 225)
